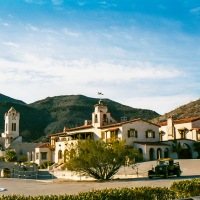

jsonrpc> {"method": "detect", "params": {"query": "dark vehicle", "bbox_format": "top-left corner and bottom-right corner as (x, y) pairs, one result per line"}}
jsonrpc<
(148, 158), (181, 179)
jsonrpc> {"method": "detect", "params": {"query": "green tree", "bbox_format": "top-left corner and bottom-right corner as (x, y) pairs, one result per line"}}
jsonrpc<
(65, 139), (139, 180)
(5, 149), (18, 162)
(172, 140), (182, 159)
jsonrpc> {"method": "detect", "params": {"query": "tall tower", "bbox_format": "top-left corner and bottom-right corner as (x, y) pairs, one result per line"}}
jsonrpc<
(2, 107), (21, 148)
(92, 100), (117, 127)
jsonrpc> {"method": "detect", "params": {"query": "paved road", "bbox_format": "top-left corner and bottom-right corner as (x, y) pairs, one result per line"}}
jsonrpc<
(0, 159), (199, 196)
(0, 175), (200, 196)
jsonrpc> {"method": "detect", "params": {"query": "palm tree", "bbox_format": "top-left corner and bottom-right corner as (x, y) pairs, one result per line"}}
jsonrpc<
(172, 140), (182, 159)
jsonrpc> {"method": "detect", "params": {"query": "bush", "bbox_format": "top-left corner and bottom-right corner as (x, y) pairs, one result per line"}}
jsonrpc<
(40, 161), (54, 169)
(170, 178), (200, 198)
(0, 187), (175, 200)
(17, 155), (28, 162)
(60, 163), (67, 170)
(0, 156), (5, 161)
(4, 149), (18, 162)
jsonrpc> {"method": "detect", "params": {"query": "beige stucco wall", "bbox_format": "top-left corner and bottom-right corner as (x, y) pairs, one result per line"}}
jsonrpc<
(160, 119), (200, 141)
(35, 147), (52, 166)
(121, 121), (159, 146)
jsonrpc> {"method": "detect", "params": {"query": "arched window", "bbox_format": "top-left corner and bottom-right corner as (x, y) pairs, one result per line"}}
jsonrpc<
(95, 114), (98, 123)
(58, 150), (62, 159)
(64, 149), (68, 163)
(103, 114), (107, 122)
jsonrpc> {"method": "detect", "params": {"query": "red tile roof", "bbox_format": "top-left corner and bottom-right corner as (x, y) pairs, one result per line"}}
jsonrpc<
(36, 143), (50, 148)
(99, 118), (160, 129)
(159, 116), (200, 126)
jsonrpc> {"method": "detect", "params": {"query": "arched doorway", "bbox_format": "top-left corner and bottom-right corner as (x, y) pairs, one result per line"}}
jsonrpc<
(58, 150), (62, 159)
(179, 143), (192, 159)
(149, 148), (155, 160)
(138, 148), (143, 160)
(1, 168), (11, 178)
(164, 148), (169, 158)
(157, 148), (162, 159)
(64, 149), (68, 163)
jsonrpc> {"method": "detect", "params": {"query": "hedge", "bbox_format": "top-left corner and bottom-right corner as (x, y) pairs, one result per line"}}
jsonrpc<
(0, 179), (200, 200)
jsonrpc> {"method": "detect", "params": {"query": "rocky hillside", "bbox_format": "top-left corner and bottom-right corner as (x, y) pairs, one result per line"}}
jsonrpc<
(151, 98), (200, 124)
(0, 94), (160, 142)
(30, 95), (160, 135)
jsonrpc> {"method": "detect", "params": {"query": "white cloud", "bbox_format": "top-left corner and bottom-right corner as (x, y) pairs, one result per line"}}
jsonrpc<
(63, 28), (80, 38)
(190, 7), (200, 15)
(2, 42), (19, 48)
(52, 0), (63, 5)
(25, 24), (39, 31)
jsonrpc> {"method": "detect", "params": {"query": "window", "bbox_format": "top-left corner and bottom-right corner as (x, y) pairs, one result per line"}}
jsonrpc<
(111, 131), (118, 139)
(103, 114), (107, 122)
(127, 129), (138, 138)
(12, 123), (16, 131)
(159, 132), (163, 141)
(146, 130), (155, 138)
(58, 150), (62, 159)
(41, 152), (47, 160)
(95, 114), (98, 123)
(6, 123), (8, 131)
(36, 153), (39, 160)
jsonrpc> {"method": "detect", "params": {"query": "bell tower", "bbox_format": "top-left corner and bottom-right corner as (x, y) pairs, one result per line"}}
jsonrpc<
(92, 100), (117, 127)
(2, 107), (21, 148)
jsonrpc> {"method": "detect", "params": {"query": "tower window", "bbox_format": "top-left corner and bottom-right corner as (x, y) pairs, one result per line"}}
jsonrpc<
(103, 114), (107, 122)
(95, 114), (98, 123)
(12, 123), (16, 131)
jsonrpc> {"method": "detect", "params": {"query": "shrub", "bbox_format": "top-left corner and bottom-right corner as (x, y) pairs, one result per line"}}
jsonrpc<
(0, 156), (5, 161)
(0, 187), (175, 200)
(170, 178), (200, 198)
(40, 161), (54, 169)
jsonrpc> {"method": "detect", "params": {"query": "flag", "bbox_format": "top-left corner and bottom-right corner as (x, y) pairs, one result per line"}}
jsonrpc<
(98, 92), (103, 95)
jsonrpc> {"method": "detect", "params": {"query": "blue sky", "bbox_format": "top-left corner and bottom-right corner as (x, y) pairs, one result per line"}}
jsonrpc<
(0, 0), (200, 114)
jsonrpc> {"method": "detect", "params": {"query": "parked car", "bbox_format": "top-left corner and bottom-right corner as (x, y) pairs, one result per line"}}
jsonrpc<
(148, 158), (181, 179)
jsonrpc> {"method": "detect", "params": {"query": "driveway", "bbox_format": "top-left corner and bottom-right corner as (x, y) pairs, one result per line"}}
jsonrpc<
(0, 159), (199, 196)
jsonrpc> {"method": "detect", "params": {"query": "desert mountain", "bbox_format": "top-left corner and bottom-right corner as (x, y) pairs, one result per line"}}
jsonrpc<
(151, 98), (200, 124)
(0, 94), (160, 142)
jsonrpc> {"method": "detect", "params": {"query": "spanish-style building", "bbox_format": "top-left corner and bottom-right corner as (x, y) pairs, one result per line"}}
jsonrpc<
(35, 100), (171, 166)
(159, 116), (200, 159)
(0, 107), (40, 161)
(2, 103), (200, 168)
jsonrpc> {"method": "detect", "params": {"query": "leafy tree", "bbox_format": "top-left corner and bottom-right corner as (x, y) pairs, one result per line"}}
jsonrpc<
(172, 140), (182, 159)
(65, 139), (139, 180)
(5, 149), (18, 162)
